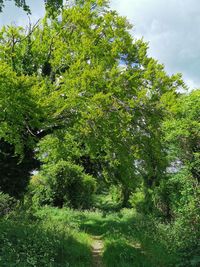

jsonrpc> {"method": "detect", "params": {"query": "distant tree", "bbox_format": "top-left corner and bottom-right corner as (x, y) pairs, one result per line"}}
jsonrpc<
(164, 89), (200, 182)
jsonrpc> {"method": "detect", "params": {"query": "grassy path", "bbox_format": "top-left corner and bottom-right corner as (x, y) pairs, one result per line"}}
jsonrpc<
(0, 207), (175, 266)
(78, 209), (173, 267)
(92, 236), (104, 267)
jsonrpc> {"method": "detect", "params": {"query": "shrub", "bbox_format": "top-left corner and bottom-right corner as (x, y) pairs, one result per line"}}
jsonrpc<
(129, 189), (145, 211)
(29, 161), (96, 209)
(146, 169), (200, 267)
(0, 215), (92, 267)
(167, 171), (200, 267)
(28, 174), (54, 207)
(0, 192), (17, 216)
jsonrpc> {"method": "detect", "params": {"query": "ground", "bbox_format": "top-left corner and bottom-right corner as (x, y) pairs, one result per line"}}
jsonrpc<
(0, 206), (175, 267)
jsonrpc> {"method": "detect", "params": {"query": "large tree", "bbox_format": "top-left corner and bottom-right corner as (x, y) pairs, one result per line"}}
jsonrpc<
(32, 0), (183, 206)
(0, 0), (183, 204)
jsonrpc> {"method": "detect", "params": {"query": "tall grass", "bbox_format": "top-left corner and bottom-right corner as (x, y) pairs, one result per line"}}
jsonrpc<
(0, 208), (92, 267)
(0, 206), (184, 267)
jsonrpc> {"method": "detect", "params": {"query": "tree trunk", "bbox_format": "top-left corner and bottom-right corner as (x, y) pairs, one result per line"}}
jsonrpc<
(122, 187), (131, 208)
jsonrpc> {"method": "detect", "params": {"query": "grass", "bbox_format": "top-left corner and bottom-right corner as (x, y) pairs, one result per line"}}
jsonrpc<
(0, 209), (92, 267)
(0, 206), (177, 267)
(77, 209), (175, 267)
(37, 207), (176, 266)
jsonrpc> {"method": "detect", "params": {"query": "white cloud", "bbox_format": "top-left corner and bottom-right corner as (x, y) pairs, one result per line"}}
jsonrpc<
(110, 0), (200, 89)
(0, 0), (45, 27)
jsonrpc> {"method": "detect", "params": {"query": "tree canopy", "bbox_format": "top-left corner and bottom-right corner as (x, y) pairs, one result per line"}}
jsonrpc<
(0, 0), (186, 202)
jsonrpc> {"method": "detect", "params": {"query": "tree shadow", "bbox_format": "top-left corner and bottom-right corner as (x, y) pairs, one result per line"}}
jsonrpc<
(79, 213), (136, 237)
(103, 239), (154, 267)
(79, 213), (173, 267)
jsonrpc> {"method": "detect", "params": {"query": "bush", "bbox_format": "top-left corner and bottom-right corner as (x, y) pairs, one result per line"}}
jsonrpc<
(129, 189), (145, 211)
(0, 214), (92, 267)
(28, 174), (54, 207)
(167, 171), (200, 267)
(145, 169), (200, 267)
(29, 160), (97, 209)
(0, 192), (17, 216)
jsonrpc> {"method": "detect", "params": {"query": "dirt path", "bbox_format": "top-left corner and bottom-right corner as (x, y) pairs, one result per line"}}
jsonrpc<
(92, 236), (104, 267)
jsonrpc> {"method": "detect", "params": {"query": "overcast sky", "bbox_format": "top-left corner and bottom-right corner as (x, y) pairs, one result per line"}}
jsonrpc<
(0, 0), (199, 89)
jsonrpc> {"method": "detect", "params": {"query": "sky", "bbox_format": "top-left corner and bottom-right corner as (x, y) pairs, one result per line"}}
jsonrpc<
(0, 0), (199, 89)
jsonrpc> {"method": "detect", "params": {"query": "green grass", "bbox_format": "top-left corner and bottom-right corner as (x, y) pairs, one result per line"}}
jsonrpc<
(77, 209), (175, 267)
(36, 207), (176, 266)
(0, 209), (92, 267)
(0, 206), (177, 267)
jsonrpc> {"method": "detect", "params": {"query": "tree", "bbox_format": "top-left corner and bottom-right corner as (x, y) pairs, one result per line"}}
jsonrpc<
(0, 61), (44, 197)
(32, 0), (183, 206)
(0, 0), (183, 205)
(0, 140), (39, 198)
(164, 89), (200, 181)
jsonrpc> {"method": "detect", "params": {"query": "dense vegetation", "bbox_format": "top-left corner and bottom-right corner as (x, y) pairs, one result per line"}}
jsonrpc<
(0, 0), (199, 266)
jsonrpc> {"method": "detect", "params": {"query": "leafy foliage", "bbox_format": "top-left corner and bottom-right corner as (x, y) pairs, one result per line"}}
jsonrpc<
(164, 90), (200, 181)
(29, 160), (96, 208)
(0, 1), (199, 266)
(0, 192), (17, 216)
(0, 210), (92, 267)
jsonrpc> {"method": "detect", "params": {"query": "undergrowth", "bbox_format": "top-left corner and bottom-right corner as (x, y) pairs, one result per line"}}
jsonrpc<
(0, 208), (92, 267)
(1, 205), (199, 267)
